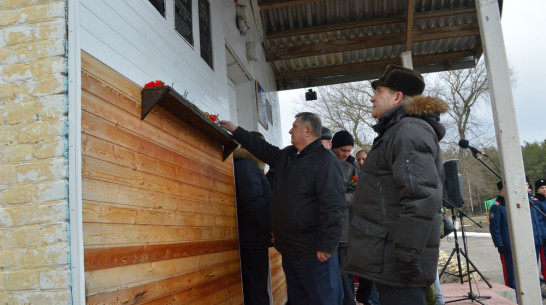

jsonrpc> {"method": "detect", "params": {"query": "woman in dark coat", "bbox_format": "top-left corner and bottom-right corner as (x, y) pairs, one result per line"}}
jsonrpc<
(234, 139), (273, 305)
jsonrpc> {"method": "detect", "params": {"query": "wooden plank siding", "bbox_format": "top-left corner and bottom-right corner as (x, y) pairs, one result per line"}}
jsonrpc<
(81, 51), (287, 304)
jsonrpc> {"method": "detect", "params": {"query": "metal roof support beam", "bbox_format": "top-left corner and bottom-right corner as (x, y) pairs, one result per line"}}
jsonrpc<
(477, 1), (541, 303)
(258, 0), (328, 10)
(265, 8), (477, 39)
(275, 50), (473, 81)
(265, 23), (480, 62)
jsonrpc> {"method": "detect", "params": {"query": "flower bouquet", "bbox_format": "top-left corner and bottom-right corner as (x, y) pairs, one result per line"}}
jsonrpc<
(346, 175), (358, 191)
(204, 111), (220, 124)
(144, 80), (165, 88)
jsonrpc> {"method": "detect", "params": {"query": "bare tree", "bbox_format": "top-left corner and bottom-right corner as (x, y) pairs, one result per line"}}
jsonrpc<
(426, 60), (498, 158)
(295, 82), (376, 149)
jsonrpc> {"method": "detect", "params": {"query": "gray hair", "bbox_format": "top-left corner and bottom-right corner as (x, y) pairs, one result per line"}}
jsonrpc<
(388, 88), (411, 103)
(295, 112), (322, 138)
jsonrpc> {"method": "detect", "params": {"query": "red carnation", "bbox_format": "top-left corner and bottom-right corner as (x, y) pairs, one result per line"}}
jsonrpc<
(144, 80), (165, 88)
(204, 111), (219, 123)
(346, 175), (358, 191)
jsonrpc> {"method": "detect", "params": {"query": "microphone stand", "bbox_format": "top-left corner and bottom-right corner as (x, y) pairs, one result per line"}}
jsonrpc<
(470, 151), (546, 218)
(470, 151), (501, 180)
(440, 197), (492, 304)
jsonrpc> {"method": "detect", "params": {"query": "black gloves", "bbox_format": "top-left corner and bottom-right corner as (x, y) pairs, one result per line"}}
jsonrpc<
(497, 247), (505, 254)
(397, 260), (422, 282)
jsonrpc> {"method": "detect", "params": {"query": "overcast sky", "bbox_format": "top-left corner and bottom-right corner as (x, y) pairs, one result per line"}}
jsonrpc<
(278, 0), (546, 148)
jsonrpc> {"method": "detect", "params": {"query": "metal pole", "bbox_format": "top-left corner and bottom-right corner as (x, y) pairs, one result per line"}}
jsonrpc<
(476, 1), (542, 303)
(467, 178), (474, 215)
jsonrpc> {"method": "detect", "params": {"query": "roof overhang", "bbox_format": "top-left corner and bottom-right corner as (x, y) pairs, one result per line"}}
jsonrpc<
(256, 0), (502, 90)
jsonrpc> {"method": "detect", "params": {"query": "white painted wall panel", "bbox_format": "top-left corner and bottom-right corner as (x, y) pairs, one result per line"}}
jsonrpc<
(79, 0), (282, 146)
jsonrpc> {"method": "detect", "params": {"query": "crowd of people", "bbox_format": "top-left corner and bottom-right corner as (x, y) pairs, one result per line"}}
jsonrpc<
(489, 177), (546, 291)
(218, 64), (456, 305)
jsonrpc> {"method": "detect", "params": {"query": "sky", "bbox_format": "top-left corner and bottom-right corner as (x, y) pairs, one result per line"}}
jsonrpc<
(278, 0), (546, 148)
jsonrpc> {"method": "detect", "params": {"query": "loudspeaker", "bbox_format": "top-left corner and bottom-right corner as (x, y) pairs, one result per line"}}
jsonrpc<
(443, 159), (464, 208)
(305, 89), (317, 101)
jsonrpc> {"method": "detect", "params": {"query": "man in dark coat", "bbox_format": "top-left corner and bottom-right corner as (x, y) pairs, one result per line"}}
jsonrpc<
(344, 65), (448, 305)
(233, 131), (273, 305)
(321, 127), (357, 305)
(332, 130), (360, 175)
(489, 181), (515, 288)
(531, 179), (546, 279)
(220, 112), (345, 305)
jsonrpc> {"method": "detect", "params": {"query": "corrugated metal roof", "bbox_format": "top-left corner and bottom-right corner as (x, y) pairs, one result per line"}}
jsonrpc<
(257, 0), (495, 90)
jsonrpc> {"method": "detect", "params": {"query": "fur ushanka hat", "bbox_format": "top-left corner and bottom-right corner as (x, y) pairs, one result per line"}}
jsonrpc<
(371, 64), (425, 97)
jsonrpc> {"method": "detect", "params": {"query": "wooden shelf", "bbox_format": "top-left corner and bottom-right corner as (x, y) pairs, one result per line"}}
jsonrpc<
(141, 86), (238, 161)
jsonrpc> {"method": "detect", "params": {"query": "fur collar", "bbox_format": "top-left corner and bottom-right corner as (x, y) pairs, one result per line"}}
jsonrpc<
(234, 147), (265, 171)
(404, 95), (449, 116)
(373, 95), (449, 141)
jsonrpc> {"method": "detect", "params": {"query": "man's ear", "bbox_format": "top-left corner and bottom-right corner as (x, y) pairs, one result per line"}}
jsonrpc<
(393, 91), (404, 105)
(305, 125), (312, 136)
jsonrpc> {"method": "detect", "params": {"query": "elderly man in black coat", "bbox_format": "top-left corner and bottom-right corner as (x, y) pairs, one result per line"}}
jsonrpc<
(220, 112), (345, 305)
(344, 65), (448, 305)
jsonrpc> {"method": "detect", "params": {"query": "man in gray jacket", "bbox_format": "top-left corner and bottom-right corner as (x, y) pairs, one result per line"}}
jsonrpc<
(322, 127), (357, 305)
(220, 113), (345, 305)
(344, 65), (448, 305)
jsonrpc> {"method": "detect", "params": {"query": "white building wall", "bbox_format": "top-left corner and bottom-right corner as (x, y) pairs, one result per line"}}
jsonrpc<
(79, 0), (282, 146)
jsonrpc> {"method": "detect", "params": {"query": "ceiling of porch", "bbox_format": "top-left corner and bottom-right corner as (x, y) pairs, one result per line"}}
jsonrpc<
(255, 0), (502, 90)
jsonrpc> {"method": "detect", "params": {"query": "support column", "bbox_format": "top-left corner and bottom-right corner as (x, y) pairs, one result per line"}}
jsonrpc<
(68, 0), (85, 304)
(400, 51), (413, 69)
(476, 0), (541, 303)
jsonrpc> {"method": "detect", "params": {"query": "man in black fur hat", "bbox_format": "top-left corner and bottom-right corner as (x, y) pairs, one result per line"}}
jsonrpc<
(344, 65), (449, 305)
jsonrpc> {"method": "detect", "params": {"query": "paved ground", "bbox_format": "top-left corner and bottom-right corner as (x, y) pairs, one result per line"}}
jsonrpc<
(438, 215), (545, 304)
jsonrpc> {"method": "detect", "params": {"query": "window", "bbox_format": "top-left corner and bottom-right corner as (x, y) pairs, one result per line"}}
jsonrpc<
(198, 0), (212, 68)
(175, 0), (193, 45)
(148, 0), (165, 17)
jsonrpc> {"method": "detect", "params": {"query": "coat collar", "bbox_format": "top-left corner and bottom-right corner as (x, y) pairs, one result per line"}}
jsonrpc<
(296, 138), (322, 157)
(372, 95), (448, 141)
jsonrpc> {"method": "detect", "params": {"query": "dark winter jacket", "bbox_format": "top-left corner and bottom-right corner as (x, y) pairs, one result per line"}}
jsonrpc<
(232, 127), (345, 258)
(339, 159), (357, 245)
(345, 155), (360, 176)
(532, 193), (546, 244)
(489, 196), (510, 251)
(344, 95), (448, 288)
(234, 148), (272, 249)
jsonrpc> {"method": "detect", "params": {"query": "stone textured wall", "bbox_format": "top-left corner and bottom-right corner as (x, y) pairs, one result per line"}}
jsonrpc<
(0, 1), (70, 304)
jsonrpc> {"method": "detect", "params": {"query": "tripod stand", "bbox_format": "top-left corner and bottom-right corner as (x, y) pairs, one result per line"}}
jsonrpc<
(440, 201), (492, 304)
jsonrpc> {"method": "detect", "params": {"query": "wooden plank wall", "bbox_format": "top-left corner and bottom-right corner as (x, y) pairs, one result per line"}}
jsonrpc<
(81, 51), (287, 305)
